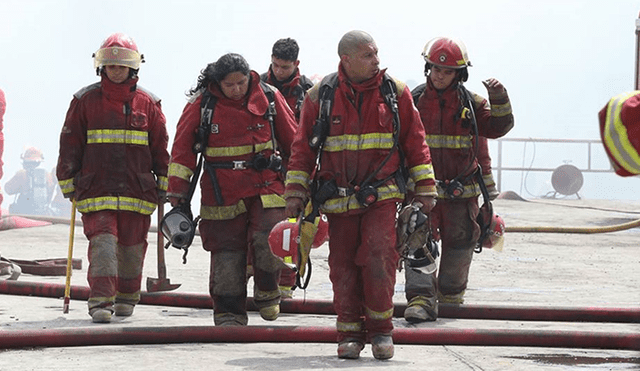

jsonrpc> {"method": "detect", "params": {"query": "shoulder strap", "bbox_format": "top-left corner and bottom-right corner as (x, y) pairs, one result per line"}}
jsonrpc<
(411, 83), (427, 106)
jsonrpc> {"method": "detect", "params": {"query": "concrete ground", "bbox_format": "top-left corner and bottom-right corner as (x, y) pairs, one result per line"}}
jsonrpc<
(0, 197), (639, 371)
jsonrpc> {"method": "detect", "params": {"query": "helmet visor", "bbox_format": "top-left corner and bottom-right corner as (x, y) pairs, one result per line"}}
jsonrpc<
(94, 47), (142, 69)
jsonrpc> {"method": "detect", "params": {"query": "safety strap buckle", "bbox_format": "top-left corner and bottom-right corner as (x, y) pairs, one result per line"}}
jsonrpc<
(337, 187), (351, 197)
(232, 161), (247, 170)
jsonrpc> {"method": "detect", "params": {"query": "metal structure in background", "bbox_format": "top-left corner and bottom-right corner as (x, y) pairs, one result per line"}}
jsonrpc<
(493, 138), (613, 197)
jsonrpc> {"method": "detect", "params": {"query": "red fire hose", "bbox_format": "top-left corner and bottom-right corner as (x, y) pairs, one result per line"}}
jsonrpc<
(0, 325), (638, 350)
(1, 280), (638, 323)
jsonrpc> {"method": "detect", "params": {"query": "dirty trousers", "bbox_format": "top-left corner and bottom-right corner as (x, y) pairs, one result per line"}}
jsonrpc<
(326, 201), (399, 343)
(405, 198), (479, 302)
(82, 210), (150, 312)
(199, 197), (283, 324)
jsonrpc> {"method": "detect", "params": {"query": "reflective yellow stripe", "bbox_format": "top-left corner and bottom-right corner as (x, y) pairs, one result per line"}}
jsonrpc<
(205, 141), (273, 158)
(409, 163), (435, 183)
(157, 176), (168, 191)
(436, 182), (481, 199)
(260, 194), (286, 208)
(491, 102), (513, 117)
(365, 306), (394, 321)
(414, 184), (437, 196)
(58, 178), (75, 194)
(201, 200), (247, 220)
(115, 291), (140, 301)
(321, 184), (403, 214)
(285, 170), (311, 190)
(77, 196), (157, 215)
(426, 134), (472, 149)
(482, 173), (496, 187)
(87, 129), (149, 145)
(604, 91), (640, 174)
(336, 321), (363, 332)
(168, 162), (194, 182)
(324, 133), (394, 152)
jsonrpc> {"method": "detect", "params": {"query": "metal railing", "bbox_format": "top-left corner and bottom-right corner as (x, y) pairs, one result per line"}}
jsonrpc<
(494, 138), (613, 192)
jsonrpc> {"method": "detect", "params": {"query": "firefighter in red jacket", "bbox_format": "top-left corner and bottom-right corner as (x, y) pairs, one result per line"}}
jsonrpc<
(284, 30), (437, 360)
(261, 38), (314, 122)
(0, 88), (5, 216)
(167, 53), (297, 326)
(261, 37), (314, 298)
(56, 33), (170, 323)
(598, 91), (640, 176)
(404, 37), (514, 323)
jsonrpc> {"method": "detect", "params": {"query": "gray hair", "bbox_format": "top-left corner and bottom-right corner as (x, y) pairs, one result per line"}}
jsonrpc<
(338, 30), (375, 57)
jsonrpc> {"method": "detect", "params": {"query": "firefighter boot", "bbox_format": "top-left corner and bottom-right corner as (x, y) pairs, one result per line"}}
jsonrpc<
(337, 339), (365, 359)
(115, 242), (145, 317)
(404, 295), (438, 323)
(438, 246), (474, 304)
(371, 334), (394, 360)
(90, 308), (113, 323)
(211, 251), (249, 326)
(114, 303), (134, 317)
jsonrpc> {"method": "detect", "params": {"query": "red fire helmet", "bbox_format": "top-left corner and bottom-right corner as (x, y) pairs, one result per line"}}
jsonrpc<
(93, 32), (144, 71)
(21, 147), (44, 162)
(268, 218), (299, 270)
(483, 213), (505, 250)
(311, 213), (329, 249)
(422, 37), (471, 69)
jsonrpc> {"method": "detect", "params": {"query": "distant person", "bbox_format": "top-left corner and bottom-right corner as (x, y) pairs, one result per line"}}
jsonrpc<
(404, 37), (514, 323)
(261, 38), (314, 121)
(0, 88), (5, 217)
(260, 38), (314, 298)
(56, 33), (170, 323)
(4, 147), (56, 216)
(167, 53), (297, 326)
(284, 30), (437, 360)
(598, 91), (640, 176)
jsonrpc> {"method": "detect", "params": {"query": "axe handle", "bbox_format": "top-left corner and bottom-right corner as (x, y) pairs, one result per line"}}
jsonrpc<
(157, 202), (167, 280)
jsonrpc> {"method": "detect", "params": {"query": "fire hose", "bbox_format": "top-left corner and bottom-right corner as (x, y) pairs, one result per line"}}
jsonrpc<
(0, 280), (638, 323)
(506, 217), (640, 234)
(0, 325), (638, 350)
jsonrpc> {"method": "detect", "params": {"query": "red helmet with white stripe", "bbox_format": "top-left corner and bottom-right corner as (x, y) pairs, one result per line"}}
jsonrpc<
(268, 218), (299, 270)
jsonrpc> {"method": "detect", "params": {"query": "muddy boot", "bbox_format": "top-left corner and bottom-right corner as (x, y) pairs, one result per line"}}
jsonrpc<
(90, 308), (113, 323)
(371, 334), (394, 360)
(404, 295), (438, 323)
(337, 339), (364, 359)
(114, 303), (135, 317)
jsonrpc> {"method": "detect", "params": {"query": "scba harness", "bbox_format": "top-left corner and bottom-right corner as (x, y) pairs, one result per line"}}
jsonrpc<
(162, 81), (284, 262)
(308, 72), (409, 211)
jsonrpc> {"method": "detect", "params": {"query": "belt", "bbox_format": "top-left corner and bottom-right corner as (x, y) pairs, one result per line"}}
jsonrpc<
(207, 161), (253, 170)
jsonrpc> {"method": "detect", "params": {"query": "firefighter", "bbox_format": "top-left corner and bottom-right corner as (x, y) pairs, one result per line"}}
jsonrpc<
(167, 53), (297, 326)
(261, 38), (314, 122)
(56, 33), (170, 323)
(598, 91), (640, 176)
(404, 37), (514, 323)
(284, 30), (437, 360)
(5, 147), (56, 216)
(260, 38), (314, 299)
(0, 88), (5, 217)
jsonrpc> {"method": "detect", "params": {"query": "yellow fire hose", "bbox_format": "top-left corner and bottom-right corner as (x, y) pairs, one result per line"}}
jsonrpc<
(506, 218), (640, 234)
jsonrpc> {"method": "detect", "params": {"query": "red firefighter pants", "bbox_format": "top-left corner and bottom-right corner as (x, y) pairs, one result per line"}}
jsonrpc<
(326, 200), (399, 343)
(199, 196), (282, 323)
(82, 210), (150, 311)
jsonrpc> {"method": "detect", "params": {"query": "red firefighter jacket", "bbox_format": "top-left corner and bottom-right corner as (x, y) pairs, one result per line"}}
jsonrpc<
(167, 71), (297, 221)
(260, 68), (313, 121)
(414, 79), (513, 199)
(285, 65), (437, 215)
(57, 75), (170, 215)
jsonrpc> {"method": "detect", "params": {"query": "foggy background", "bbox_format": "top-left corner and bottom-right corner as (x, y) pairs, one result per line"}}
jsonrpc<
(1, 0), (638, 207)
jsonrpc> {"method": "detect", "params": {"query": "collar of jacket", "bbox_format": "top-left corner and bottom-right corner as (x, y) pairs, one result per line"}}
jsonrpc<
(267, 67), (300, 93)
(208, 70), (269, 116)
(100, 74), (138, 103)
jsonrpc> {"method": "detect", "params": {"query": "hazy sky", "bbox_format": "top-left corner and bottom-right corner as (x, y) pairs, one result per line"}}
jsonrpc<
(1, 0), (639, 200)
